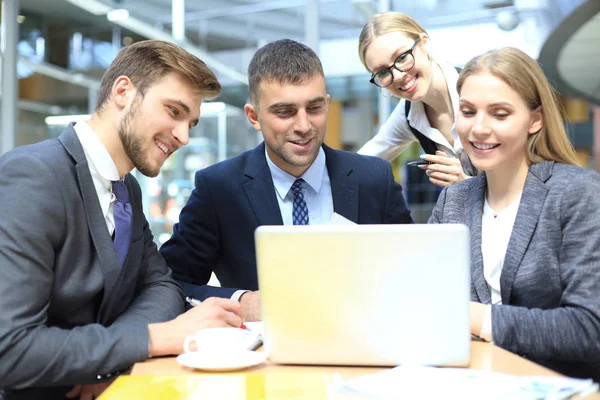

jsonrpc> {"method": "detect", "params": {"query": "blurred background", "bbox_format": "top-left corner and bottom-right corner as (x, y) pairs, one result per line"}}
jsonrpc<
(0, 0), (598, 239)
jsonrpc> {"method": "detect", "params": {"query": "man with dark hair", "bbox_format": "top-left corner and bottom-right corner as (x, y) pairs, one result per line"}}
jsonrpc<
(0, 40), (242, 400)
(161, 39), (413, 322)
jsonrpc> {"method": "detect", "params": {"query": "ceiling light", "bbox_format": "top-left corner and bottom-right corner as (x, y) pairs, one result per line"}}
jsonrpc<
(107, 9), (130, 22)
(201, 102), (226, 114)
(496, 10), (520, 31)
(45, 114), (91, 126)
(64, 0), (111, 16)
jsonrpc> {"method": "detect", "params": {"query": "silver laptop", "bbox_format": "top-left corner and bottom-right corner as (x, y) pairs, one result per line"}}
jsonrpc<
(255, 224), (471, 367)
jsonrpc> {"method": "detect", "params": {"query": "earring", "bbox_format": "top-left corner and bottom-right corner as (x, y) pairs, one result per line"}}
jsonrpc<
(427, 52), (435, 64)
(379, 87), (393, 98)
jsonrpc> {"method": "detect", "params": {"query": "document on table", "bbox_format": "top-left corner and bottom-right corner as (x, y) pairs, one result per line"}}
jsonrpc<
(243, 322), (264, 351)
(244, 322), (264, 336)
(328, 212), (356, 225)
(333, 365), (598, 400)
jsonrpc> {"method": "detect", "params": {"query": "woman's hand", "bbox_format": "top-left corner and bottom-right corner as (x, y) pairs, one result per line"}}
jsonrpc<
(419, 151), (468, 187)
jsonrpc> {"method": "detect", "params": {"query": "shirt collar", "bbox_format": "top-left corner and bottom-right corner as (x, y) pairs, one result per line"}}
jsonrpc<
(265, 145), (326, 200)
(439, 61), (460, 118)
(406, 61), (462, 153)
(407, 61), (459, 121)
(73, 121), (121, 182)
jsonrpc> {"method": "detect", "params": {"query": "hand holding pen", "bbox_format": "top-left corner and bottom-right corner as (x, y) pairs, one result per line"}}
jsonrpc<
(186, 297), (250, 331)
(410, 151), (468, 188)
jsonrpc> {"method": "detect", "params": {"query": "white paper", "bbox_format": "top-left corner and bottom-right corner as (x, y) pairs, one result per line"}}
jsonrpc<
(243, 322), (264, 350)
(328, 212), (357, 225)
(332, 365), (598, 400)
(243, 322), (264, 336)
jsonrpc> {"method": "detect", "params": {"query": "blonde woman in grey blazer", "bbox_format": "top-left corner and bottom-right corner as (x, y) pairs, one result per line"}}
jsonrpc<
(429, 47), (600, 380)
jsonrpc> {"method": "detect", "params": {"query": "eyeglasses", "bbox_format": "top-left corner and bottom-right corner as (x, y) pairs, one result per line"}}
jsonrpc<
(369, 38), (420, 88)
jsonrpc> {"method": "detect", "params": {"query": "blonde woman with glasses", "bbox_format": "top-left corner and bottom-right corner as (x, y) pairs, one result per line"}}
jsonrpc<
(358, 12), (475, 187)
(430, 47), (600, 380)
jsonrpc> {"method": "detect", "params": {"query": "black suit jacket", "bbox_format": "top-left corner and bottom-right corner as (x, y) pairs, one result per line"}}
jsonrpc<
(0, 126), (184, 399)
(160, 143), (413, 300)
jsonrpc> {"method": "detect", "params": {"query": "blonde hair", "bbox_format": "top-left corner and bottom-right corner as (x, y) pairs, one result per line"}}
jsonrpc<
(457, 47), (579, 166)
(358, 12), (428, 71)
(96, 40), (221, 111)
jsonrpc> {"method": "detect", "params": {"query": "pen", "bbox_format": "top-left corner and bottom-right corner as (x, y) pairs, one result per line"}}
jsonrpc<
(185, 296), (249, 331)
(407, 160), (432, 167)
(185, 296), (202, 307)
(471, 333), (485, 342)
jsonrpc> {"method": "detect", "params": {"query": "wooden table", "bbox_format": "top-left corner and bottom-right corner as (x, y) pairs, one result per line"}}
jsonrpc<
(99, 342), (600, 399)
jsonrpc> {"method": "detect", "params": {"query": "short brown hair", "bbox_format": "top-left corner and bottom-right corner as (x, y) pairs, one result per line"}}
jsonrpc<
(248, 39), (323, 105)
(95, 40), (221, 111)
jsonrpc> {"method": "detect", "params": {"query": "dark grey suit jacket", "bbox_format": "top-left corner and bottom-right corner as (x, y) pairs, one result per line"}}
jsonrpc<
(0, 126), (184, 399)
(429, 161), (600, 380)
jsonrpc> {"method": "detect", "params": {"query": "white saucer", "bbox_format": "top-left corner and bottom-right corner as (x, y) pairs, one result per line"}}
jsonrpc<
(177, 350), (268, 372)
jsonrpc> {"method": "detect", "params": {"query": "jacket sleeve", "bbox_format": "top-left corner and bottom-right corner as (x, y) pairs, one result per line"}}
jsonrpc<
(492, 173), (600, 363)
(160, 171), (239, 300)
(357, 99), (417, 161)
(382, 161), (414, 224)
(0, 154), (151, 389)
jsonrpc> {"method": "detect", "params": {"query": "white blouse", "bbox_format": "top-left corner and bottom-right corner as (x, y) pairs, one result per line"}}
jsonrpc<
(357, 61), (463, 161)
(481, 192), (523, 305)
(479, 192), (522, 342)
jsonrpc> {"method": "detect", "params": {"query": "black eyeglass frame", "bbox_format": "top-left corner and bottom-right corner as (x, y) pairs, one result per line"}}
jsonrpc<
(369, 38), (421, 88)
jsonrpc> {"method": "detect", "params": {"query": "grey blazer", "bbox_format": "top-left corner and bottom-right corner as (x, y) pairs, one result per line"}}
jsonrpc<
(429, 161), (600, 380)
(0, 126), (184, 399)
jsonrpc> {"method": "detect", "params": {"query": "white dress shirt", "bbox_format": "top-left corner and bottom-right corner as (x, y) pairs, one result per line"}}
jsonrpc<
(232, 146), (334, 302)
(73, 121), (121, 235)
(479, 192), (522, 342)
(357, 61), (463, 161)
(265, 146), (333, 226)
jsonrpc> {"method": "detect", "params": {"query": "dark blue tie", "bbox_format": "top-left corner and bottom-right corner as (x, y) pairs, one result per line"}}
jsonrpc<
(111, 180), (132, 266)
(292, 178), (309, 225)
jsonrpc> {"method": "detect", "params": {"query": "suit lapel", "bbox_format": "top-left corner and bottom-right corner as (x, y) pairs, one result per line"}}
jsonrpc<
(58, 126), (122, 315)
(324, 146), (359, 223)
(500, 162), (551, 304)
(243, 143), (284, 225)
(468, 173), (491, 303)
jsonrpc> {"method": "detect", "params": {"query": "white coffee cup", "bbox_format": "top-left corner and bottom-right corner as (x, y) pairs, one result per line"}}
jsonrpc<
(183, 328), (250, 353)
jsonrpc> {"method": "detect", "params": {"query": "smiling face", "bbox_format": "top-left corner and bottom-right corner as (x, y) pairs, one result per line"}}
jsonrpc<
(244, 74), (329, 177)
(456, 71), (543, 175)
(364, 31), (432, 101)
(118, 72), (202, 177)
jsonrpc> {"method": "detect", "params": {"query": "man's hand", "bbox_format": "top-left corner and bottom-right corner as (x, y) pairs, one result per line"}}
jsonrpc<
(239, 290), (262, 322)
(420, 151), (468, 187)
(148, 297), (242, 357)
(65, 380), (113, 400)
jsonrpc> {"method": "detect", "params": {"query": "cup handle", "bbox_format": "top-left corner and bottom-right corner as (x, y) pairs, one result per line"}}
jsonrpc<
(183, 335), (198, 353)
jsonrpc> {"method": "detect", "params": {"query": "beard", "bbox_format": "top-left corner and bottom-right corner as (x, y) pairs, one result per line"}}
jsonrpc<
(274, 135), (322, 168)
(118, 98), (160, 178)
(275, 145), (319, 168)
